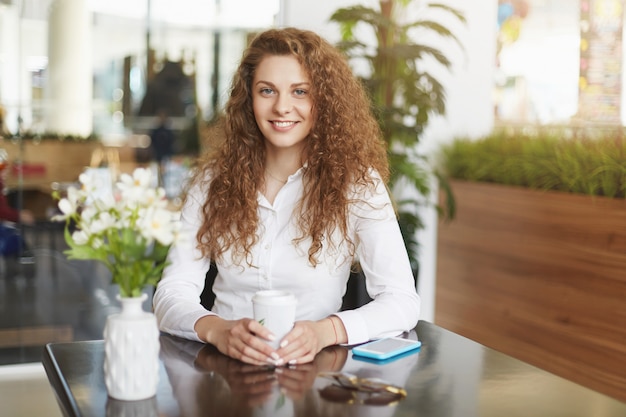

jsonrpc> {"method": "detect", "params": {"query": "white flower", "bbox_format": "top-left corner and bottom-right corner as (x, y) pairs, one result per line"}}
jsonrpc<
(139, 207), (178, 246)
(89, 211), (117, 234)
(79, 169), (110, 197)
(71, 230), (90, 245)
(92, 192), (117, 212)
(140, 187), (168, 209)
(53, 187), (83, 220)
(80, 206), (98, 224)
(117, 168), (154, 203)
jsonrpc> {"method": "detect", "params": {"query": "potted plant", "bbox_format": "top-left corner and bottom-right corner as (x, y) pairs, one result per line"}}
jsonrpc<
(435, 127), (626, 402)
(330, 0), (464, 274)
(54, 167), (185, 400)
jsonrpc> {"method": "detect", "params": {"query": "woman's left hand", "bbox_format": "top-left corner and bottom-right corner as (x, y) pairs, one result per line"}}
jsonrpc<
(275, 318), (342, 365)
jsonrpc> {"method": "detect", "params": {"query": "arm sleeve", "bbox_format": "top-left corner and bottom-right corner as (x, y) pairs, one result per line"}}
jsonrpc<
(334, 175), (420, 345)
(0, 185), (19, 223)
(153, 183), (215, 342)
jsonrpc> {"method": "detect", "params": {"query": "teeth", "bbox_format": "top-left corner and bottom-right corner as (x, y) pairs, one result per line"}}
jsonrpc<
(274, 121), (295, 127)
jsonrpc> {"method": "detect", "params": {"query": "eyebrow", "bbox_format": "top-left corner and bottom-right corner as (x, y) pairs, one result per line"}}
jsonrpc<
(254, 80), (311, 88)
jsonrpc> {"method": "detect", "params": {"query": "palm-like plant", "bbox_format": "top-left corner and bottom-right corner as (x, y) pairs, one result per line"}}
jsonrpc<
(330, 0), (463, 274)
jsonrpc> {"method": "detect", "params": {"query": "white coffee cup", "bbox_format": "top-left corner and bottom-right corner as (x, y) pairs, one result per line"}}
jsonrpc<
(252, 290), (297, 350)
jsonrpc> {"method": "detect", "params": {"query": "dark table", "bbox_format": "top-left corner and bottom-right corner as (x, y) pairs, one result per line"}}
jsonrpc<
(42, 321), (626, 417)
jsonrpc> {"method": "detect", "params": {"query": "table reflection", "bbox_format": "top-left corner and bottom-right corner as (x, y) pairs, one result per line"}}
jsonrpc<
(159, 334), (420, 417)
(106, 397), (158, 417)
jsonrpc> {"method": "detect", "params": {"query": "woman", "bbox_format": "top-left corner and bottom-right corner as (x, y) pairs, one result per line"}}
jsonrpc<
(153, 27), (420, 366)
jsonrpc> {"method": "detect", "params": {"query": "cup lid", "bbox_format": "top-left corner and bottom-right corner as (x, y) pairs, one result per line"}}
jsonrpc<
(252, 290), (297, 305)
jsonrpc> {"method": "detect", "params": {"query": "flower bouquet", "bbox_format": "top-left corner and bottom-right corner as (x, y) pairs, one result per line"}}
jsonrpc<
(54, 167), (185, 400)
(53, 167), (184, 297)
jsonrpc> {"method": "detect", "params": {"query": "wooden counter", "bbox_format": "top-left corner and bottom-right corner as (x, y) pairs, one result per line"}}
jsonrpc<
(436, 180), (626, 403)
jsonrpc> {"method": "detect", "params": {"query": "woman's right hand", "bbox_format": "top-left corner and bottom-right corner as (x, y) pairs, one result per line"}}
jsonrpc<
(194, 315), (280, 365)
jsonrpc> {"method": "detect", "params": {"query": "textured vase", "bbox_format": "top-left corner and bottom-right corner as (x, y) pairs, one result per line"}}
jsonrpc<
(104, 293), (160, 401)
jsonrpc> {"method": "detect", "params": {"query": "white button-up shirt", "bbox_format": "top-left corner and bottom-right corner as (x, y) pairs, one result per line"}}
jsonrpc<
(153, 168), (420, 345)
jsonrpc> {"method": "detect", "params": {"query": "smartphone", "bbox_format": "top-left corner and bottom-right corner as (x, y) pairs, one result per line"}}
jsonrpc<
(351, 336), (422, 361)
(352, 347), (421, 365)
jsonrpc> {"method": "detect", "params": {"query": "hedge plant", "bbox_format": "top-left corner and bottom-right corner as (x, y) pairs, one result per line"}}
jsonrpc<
(440, 127), (626, 198)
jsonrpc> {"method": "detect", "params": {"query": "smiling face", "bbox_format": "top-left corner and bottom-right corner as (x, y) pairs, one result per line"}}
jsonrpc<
(252, 55), (314, 155)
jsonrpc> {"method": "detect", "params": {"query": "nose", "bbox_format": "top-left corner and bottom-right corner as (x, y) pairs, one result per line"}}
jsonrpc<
(273, 93), (292, 115)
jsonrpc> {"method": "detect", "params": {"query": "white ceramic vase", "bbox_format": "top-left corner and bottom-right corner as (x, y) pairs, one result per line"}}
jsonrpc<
(103, 293), (160, 401)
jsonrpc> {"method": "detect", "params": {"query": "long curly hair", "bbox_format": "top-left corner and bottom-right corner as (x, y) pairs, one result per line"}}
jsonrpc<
(192, 27), (389, 266)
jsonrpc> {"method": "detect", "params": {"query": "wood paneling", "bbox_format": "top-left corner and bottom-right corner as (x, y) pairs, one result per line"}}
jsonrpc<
(436, 180), (626, 403)
(0, 326), (73, 348)
(0, 139), (138, 191)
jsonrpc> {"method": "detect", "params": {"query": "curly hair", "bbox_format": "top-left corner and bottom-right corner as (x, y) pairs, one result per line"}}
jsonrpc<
(192, 27), (389, 266)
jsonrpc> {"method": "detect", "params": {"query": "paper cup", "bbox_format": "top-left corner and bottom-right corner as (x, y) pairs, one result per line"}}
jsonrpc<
(252, 290), (297, 349)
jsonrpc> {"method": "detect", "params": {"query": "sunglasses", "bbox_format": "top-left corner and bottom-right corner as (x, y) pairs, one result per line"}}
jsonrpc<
(318, 372), (407, 406)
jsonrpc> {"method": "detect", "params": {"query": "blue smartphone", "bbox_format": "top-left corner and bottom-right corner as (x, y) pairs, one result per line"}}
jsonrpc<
(352, 347), (421, 365)
(351, 337), (422, 361)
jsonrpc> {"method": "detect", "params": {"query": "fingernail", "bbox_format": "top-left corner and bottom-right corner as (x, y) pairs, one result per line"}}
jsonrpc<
(267, 333), (276, 341)
(288, 359), (297, 365)
(280, 339), (289, 348)
(270, 352), (280, 360)
(274, 358), (284, 366)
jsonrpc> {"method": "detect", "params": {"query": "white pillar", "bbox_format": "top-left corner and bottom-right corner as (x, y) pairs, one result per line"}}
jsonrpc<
(0, 5), (22, 134)
(46, 0), (93, 136)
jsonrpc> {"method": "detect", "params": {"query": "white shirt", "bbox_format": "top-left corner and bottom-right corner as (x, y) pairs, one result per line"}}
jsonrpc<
(153, 167), (420, 345)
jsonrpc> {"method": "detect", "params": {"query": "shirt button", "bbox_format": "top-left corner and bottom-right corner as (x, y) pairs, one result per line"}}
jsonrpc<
(264, 243), (271, 250)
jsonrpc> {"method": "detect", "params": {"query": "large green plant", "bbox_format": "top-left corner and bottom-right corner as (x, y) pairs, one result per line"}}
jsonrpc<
(330, 0), (464, 273)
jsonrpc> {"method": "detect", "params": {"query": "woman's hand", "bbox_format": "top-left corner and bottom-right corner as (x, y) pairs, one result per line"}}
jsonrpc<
(275, 316), (346, 365)
(194, 315), (279, 366)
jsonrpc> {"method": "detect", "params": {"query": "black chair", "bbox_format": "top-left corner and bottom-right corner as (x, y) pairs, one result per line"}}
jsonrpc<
(199, 264), (372, 311)
(199, 262), (218, 309)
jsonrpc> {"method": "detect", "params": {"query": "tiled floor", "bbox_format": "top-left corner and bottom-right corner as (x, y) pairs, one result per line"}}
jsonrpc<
(0, 363), (62, 417)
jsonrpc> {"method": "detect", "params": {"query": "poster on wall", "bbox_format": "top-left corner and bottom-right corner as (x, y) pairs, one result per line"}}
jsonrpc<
(495, 0), (581, 125)
(578, 0), (623, 124)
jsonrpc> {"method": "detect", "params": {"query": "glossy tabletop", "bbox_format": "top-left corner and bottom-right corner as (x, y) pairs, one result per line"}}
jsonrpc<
(42, 321), (626, 417)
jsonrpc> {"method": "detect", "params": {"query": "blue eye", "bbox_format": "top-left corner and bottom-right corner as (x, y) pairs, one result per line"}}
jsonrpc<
(294, 89), (307, 96)
(259, 87), (274, 95)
